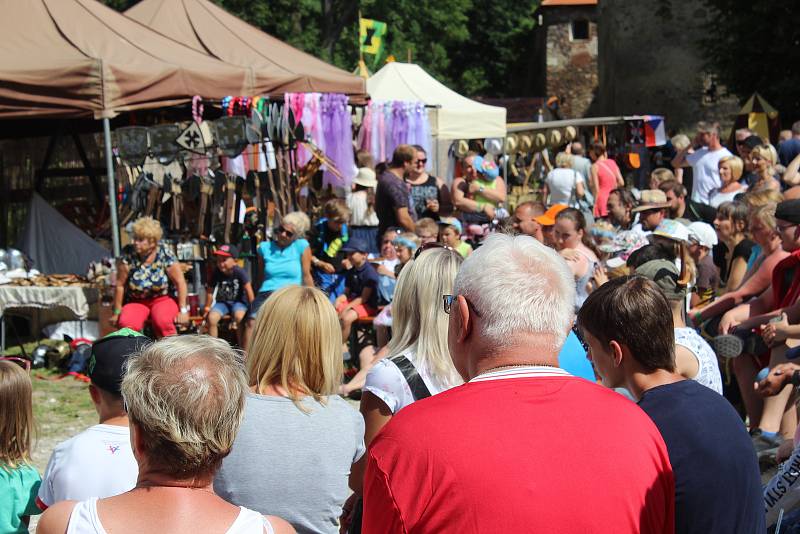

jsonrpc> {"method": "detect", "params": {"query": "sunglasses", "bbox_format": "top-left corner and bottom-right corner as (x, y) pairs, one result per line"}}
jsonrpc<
(442, 294), (482, 317)
(0, 356), (31, 373)
(413, 241), (456, 260)
(276, 226), (294, 238)
(416, 159), (427, 164)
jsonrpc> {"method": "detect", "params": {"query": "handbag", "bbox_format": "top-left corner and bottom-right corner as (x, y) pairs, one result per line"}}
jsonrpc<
(568, 171), (595, 225)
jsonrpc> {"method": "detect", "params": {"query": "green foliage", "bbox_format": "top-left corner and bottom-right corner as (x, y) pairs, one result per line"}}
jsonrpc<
(101, 0), (542, 97)
(700, 0), (800, 123)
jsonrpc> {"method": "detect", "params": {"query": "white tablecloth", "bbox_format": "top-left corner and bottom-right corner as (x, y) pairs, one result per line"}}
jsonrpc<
(0, 285), (100, 333)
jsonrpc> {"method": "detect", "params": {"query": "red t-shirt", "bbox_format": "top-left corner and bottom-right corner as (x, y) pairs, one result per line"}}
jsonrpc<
(363, 367), (675, 534)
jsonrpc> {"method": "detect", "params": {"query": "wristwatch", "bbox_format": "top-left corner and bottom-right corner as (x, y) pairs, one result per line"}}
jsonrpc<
(478, 185), (485, 194)
(180, 306), (190, 314)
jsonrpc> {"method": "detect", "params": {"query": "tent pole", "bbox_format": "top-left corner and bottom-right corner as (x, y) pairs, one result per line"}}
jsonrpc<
(103, 118), (120, 257)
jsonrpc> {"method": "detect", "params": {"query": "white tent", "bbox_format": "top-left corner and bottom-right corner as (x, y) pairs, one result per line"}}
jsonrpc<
(367, 63), (507, 177)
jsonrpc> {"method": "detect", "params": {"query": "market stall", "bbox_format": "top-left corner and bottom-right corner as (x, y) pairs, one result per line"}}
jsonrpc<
(366, 62), (507, 177)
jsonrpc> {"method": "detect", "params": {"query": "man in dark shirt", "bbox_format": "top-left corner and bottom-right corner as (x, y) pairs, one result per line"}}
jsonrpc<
(335, 238), (380, 346)
(578, 275), (765, 534)
(204, 244), (255, 346)
(659, 180), (716, 223)
(778, 121), (800, 167)
(375, 145), (416, 245)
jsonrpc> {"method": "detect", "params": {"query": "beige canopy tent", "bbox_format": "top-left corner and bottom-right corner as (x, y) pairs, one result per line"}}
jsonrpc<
(0, 0), (257, 255)
(0, 0), (254, 120)
(367, 63), (506, 177)
(125, 0), (367, 97)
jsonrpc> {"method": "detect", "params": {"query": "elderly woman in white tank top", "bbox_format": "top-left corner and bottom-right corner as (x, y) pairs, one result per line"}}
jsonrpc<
(36, 335), (294, 534)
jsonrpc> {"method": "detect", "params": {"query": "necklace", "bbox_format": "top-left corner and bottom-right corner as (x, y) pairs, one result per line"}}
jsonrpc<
(478, 362), (557, 376)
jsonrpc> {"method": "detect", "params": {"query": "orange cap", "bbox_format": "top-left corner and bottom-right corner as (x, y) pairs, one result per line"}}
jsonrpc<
(534, 204), (568, 226)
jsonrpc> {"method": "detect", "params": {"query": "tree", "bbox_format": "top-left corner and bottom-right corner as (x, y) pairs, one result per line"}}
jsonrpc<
(101, 0), (542, 99)
(700, 0), (800, 124)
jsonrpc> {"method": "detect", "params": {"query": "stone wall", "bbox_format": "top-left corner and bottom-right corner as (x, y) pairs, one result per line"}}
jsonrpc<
(596, 0), (739, 132)
(546, 21), (599, 118)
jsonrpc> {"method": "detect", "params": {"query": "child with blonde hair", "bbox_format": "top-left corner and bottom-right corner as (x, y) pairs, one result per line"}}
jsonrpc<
(0, 360), (41, 533)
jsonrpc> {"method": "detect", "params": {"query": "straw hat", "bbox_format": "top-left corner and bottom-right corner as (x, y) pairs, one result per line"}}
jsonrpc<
(353, 168), (377, 188)
(504, 134), (519, 153)
(547, 129), (562, 148)
(532, 132), (547, 152)
(564, 126), (578, 142)
(631, 190), (672, 212)
(485, 137), (503, 156)
(519, 134), (534, 153)
(454, 139), (470, 158)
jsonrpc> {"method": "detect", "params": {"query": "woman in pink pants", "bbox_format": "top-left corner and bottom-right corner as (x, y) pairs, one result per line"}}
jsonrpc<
(112, 217), (188, 338)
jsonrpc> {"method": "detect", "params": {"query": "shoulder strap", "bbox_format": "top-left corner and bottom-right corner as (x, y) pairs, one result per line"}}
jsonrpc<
(389, 354), (432, 401)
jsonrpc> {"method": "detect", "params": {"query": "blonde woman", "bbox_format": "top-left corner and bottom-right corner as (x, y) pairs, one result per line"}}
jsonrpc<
(215, 286), (364, 534)
(543, 151), (584, 207)
(750, 144), (781, 192)
(709, 155), (746, 208)
(346, 247), (463, 508)
(38, 336), (294, 534)
(114, 216), (188, 338)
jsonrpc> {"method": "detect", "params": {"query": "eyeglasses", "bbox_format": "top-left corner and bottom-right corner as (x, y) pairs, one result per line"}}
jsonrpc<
(415, 159), (427, 165)
(276, 226), (294, 238)
(442, 294), (482, 317)
(413, 241), (456, 260)
(0, 357), (31, 373)
(777, 223), (798, 232)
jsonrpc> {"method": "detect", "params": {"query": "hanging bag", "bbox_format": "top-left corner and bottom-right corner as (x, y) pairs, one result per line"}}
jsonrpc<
(568, 170), (595, 225)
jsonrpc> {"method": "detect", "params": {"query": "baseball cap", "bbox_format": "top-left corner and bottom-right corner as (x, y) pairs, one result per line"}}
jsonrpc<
(742, 135), (764, 150)
(213, 244), (239, 259)
(534, 204), (568, 226)
(776, 199), (800, 225)
(635, 259), (687, 301)
(437, 217), (463, 235)
(88, 328), (151, 395)
(341, 237), (369, 254)
(653, 219), (690, 243)
(631, 190), (671, 213)
(687, 221), (718, 248)
(471, 155), (500, 181)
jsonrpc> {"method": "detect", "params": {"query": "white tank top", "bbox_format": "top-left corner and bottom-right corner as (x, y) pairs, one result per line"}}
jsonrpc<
(65, 497), (276, 534)
(674, 327), (723, 395)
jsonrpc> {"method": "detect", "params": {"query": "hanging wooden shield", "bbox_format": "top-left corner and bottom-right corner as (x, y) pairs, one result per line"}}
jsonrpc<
(116, 126), (149, 166)
(149, 124), (181, 162)
(176, 121), (211, 154)
(213, 116), (248, 157)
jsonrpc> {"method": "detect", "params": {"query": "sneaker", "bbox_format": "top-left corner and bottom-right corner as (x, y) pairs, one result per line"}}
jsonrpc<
(713, 334), (744, 359)
(752, 429), (782, 458)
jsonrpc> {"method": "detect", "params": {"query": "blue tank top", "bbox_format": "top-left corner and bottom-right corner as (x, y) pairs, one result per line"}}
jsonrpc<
(258, 238), (309, 293)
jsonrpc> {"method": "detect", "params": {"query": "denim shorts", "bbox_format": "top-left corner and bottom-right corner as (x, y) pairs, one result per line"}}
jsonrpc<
(210, 301), (249, 317)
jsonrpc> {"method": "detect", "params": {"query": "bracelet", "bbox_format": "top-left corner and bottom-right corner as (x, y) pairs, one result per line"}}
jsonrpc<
(180, 306), (190, 314)
(113, 307), (121, 315)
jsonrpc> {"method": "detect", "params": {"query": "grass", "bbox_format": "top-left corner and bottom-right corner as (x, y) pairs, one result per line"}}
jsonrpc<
(29, 367), (97, 473)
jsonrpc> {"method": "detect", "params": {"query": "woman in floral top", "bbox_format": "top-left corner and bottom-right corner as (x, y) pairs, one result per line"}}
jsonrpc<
(113, 217), (188, 338)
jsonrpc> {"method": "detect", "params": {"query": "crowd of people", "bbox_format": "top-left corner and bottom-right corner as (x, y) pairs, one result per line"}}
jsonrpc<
(5, 120), (800, 533)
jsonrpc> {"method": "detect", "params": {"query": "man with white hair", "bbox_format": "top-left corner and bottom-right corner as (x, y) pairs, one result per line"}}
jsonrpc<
(361, 234), (675, 533)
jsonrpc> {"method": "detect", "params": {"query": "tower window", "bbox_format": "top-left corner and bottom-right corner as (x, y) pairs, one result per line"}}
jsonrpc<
(570, 20), (590, 41)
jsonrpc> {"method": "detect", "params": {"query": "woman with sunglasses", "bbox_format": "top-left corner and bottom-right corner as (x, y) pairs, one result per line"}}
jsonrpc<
(342, 246), (463, 532)
(247, 211), (314, 338)
(406, 145), (453, 221)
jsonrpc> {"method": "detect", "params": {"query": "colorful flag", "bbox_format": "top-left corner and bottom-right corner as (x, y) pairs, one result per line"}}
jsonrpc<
(644, 116), (667, 147)
(359, 18), (387, 63)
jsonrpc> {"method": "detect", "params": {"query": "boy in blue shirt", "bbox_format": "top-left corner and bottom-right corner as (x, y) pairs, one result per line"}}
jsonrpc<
(204, 244), (254, 347)
(335, 238), (380, 347)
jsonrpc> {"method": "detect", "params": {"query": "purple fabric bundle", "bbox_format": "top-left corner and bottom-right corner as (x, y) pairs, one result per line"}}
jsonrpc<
(321, 93), (356, 188)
